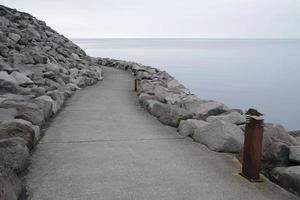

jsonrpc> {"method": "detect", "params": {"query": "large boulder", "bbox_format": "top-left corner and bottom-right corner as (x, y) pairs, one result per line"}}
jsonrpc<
(0, 119), (40, 149)
(0, 137), (29, 173)
(193, 120), (244, 153)
(0, 99), (45, 126)
(10, 71), (34, 86)
(0, 166), (23, 200)
(0, 108), (17, 122)
(138, 93), (159, 108)
(289, 146), (300, 163)
(270, 166), (300, 197)
(177, 119), (208, 137)
(0, 71), (18, 94)
(179, 99), (228, 120)
(149, 101), (193, 127)
(262, 123), (298, 170)
(206, 111), (246, 125)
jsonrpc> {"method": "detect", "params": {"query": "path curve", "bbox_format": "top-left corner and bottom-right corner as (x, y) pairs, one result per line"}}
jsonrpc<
(26, 67), (298, 200)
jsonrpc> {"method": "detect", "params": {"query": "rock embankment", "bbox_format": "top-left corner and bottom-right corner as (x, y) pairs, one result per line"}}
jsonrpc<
(98, 58), (300, 197)
(0, 5), (103, 199)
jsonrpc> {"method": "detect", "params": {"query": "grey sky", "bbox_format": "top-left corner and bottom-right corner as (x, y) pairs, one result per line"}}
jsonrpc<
(2, 0), (300, 38)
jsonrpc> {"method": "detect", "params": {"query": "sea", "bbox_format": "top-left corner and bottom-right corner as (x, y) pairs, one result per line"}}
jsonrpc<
(72, 38), (300, 131)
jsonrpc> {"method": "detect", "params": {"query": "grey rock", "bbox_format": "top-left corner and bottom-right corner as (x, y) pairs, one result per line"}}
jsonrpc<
(206, 111), (246, 125)
(180, 99), (228, 119)
(149, 101), (193, 127)
(178, 119), (208, 137)
(270, 166), (300, 197)
(8, 32), (21, 42)
(262, 123), (298, 169)
(10, 71), (34, 86)
(193, 120), (244, 153)
(138, 93), (159, 108)
(0, 108), (17, 122)
(289, 130), (300, 138)
(0, 137), (29, 172)
(0, 166), (23, 200)
(0, 119), (40, 149)
(0, 71), (19, 94)
(289, 146), (300, 163)
(32, 97), (53, 119)
(0, 99), (45, 126)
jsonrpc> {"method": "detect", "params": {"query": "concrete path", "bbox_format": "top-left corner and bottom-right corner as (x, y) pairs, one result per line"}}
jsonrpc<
(26, 67), (299, 200)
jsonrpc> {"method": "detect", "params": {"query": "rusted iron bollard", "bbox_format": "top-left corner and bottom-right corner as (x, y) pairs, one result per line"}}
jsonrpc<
(134, 78), (138, 92)
(240, 115), (264, 182)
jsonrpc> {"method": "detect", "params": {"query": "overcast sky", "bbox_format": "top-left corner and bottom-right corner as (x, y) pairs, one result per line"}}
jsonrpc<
(2, 0), (300, 38)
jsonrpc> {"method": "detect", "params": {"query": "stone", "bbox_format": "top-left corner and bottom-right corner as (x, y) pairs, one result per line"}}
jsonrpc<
(0, 71), (18, 85)
(262, 123), (298, 170)
(0, 119), (40, 149)
(47, 90), (65, 112)
(8, 32), (21, 42)
(270, 166), (300, 197)
(206, 111), (246, 125)
(178, 119), (208, 137)
(10, 71), (34, 86)
(0, 71), (19, 94)
(36, 95), (57, 114)
(180, 99), (228, 119)
(149, 101), (193, 127)
(138, 93), (159, 108)
(289, 130), (300, 138)
(0, 166), (23, 200)
(193, 120), (244, 153)
(0, 108), (17, 122)
(0, 137), (29, 172)
(0, 99), (45, 126)
(32, 97), (53, 119)
(289, 146), (300, 163)
(65, 83), (80, 91)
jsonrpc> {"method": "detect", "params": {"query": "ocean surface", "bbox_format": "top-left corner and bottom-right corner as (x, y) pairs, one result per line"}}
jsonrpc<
(72, 38), (300, 130)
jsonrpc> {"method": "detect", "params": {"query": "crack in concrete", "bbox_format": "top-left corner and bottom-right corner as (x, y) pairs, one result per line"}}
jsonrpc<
(39, 137), (184, 144)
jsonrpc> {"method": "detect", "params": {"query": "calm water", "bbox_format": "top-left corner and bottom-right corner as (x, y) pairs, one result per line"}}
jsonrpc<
(72, 39), (300, 130)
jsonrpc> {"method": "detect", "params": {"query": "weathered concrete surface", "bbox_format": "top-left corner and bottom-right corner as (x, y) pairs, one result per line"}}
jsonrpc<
(26, 67), (299, 200)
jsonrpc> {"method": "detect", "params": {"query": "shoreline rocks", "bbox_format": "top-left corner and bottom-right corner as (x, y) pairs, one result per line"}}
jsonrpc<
(97, 57), (300, 197)
(0, 4), (103, 199)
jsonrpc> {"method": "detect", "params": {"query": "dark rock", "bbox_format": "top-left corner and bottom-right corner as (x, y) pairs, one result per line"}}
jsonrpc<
(0, 165), (23, 200)
(289, 146), (300, 163)
(289, 130), (300, 138)
(262, 123), (298, 171)
(270, 166), (300, 197)
(0, 71), (18, 90)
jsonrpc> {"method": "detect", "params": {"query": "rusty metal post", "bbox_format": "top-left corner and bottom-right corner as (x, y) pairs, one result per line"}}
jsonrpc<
(240, 115), (264, 182)
(134, 78), (137, 92)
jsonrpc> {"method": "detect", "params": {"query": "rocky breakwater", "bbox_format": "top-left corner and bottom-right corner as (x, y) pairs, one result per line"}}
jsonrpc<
(0, 5), (103, 199)
(98, 58), (300, 197)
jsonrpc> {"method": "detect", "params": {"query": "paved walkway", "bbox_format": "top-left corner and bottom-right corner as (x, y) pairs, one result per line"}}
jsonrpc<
(26, 67), (299, 200)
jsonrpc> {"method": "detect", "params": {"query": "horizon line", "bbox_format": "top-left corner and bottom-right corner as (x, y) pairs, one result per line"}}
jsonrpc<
(70, 37), (300, 40)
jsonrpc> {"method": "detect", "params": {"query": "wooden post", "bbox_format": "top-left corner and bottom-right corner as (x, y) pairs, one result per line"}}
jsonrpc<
(134, 78), (137, 92)
(240, 115), (264, 182)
